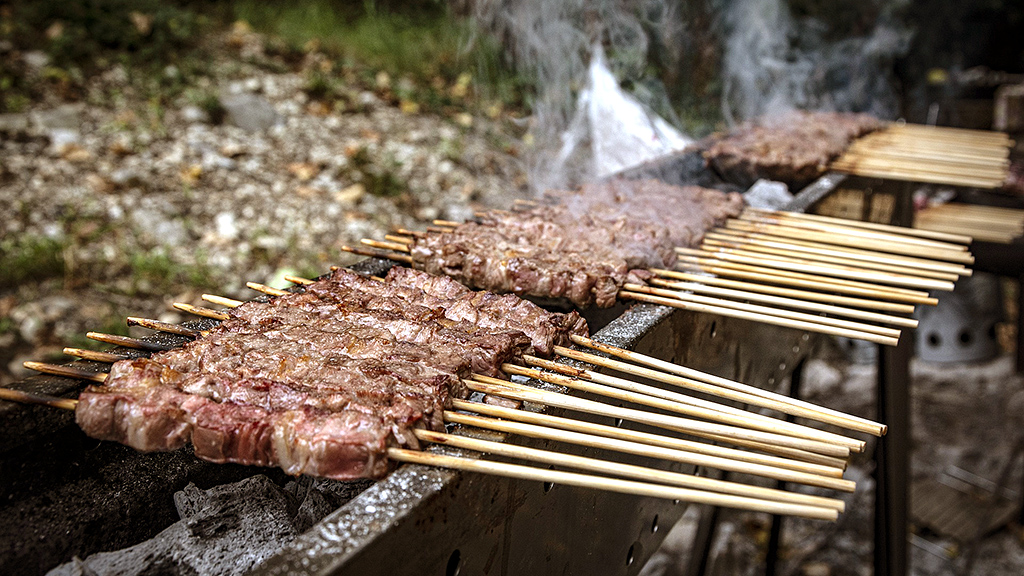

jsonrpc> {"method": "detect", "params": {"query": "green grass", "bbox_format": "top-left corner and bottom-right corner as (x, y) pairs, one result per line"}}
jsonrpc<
(0, 236), (68, 285)
(232, 0), (529, 110)
(127, 249), (217, 294)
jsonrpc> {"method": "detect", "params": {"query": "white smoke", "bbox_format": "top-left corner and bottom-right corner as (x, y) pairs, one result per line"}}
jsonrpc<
(557, 46), (692, 181)
(470, 0), (690, 192)
(718, 0), (912, 124)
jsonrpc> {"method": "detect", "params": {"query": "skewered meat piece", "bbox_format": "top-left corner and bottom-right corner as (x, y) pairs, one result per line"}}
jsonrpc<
(77, 359), (394, 478)
(704, 111), (883, 188)
(314, 267), (585, 357)
(407, 179), (744, 308)
(383, 266), (588, 356)
(75, 268), (581, 479)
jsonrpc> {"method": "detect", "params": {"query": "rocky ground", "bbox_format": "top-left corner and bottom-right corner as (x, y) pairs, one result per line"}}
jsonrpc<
(0, 26), (529, 386)
(643, 349), (1024, 576)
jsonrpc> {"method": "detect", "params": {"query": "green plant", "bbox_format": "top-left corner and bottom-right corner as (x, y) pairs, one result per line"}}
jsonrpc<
(127, 249), (215, 294)
(0, 236), (68, 285)
(232, 0), (529, 113)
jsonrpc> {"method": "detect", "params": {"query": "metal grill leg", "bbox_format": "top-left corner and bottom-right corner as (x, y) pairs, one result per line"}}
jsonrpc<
(765, 360), (805, 576)
(875, 337), (911, 576)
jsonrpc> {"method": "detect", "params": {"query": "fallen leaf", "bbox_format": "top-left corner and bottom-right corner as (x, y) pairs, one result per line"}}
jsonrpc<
(129, 12), (153, 36)
(295, 185), (321, 198)
(86, 173), (115, 193)
(61, 144), (93, 162)
(45, 21), (64, 40)
(399, 100), (420, 115)
(358, 128), (381, 142)
(220, 143), (246, 158)
(306, 101), (331, 116)
(287, 162), (320, 182)
(450, 72), (472, 99)
(333, 183), (365, 204)
(180, 164), (202, 185)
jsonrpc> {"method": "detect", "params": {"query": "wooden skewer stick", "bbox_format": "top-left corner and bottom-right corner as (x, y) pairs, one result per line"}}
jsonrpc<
(866, 132), (1011, 150)
(834, 153), (1008, 179)
(432, 219), (462, 228)
(620, 290), (900, 346)
(829, 164), (1003, 189)
(425, 226), (455, 234)
(63, 348), (130, 363)
(675, 252), (933, 297)
(705, 230), (972, 276)
(841, 145), (1010, 168)
(649, 278), (917, 329)
(915, 213), (1024, 232)
(387, 448), (838, 521)
(723, 220), (975, 264)
(736, 212), (970, 252)
(453, 399), (845, 477)
(554, 344), (884, 437)
(669, 259), (935, 307)
(677, 247), (955, 292)
(0, 388), (79, 411)
(384, 234), (415, 245)
(702, 238), (961, 281)
(491, 368), (862, 454)
(711, 226), (973, 271)
(444, 412), (850, 494)
(417, 427), (846, 509)
(22, 362), (108, 384)
(830, 163), (1007, 187)
(127, 317), (209, 339)
(852, 135), (1011, 157)
(625, 283), (902, 340)
(466, 376), (851, 458)
(393, 227), (426, 238)
(925, 203), (1024, 217)
(846, 143), (1009, 165)
(340, 244), (414, 264)
(568, 335), (886, 436)
(173, 302), (229, 321)
(87, 332), (175, 352)
(744, 207), (973, 244)
(668, 259), (939, 306)
(887, 123), (1012, 140)
(284, 275), (315, 286)
(651, 269), (916, 314)
(126, 317), (201, 338)
(516, 356), (866, 450)
(202, 294), (244, 308)
(246, 282), (289, 297)
(361, 238), (412, 253)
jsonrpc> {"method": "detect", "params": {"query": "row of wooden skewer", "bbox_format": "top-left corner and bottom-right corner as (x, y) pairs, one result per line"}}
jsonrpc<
(913, 202), (1024, 244)
(348, 206), (974, 346)
(2, 274), (887, 522)
(831, 123), (1013, 189)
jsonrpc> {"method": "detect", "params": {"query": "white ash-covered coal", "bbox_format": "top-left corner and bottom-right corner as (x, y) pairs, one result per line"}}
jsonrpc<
(48, 475), (373, 576)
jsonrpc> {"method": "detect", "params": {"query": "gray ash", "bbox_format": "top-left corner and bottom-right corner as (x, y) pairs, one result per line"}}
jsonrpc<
(48, 474), (373, 576)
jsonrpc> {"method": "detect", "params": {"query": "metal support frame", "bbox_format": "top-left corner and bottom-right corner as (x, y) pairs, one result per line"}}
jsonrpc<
(765, 359), (806, 576)
(872, 180), (915, 576)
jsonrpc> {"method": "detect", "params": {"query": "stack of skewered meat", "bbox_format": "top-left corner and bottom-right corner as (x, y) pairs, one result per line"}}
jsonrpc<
(360, 178), (745, 308)
(9, 265), (888, 521)
(356, 178), (974, 346)
(72, 267), (587, 480)
(703, 111), (884, 188)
